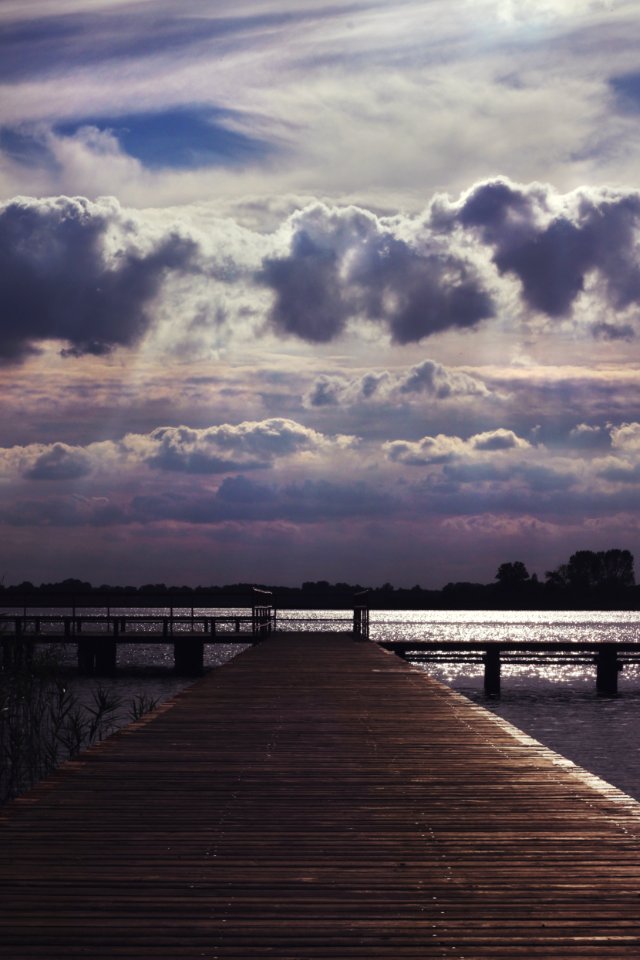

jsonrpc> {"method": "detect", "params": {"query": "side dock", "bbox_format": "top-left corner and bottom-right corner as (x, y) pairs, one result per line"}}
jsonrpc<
(2, 632), (640, 957)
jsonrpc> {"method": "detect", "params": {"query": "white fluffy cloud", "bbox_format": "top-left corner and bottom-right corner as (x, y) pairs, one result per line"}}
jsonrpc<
(0, 418), (356, 480)
(384, 428), (531, 466)
(305, 358), (493, 408)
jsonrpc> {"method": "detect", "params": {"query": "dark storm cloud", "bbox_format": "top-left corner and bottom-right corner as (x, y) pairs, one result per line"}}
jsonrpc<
(451, 178), (640, 320)
(261, 205), (495, 344)
(0, 196), (196, 362)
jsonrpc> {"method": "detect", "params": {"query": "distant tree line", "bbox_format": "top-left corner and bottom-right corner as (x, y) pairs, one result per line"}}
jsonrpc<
(0, 549), (636, 610)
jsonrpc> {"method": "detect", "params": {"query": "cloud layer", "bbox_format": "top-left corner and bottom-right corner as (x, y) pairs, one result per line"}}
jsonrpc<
(3, 179), (640, 364)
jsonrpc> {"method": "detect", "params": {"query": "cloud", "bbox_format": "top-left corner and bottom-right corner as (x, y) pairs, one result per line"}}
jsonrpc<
(384, 428), (531, 465)
(471, 428), (529, 451)
(260, 202), (495, 344)
(0, 195), (197, 362)
(443, 177), (640, 322)
(22, 443), (93, 481)
(3, 180), (640, 368)
(591, 321), (635, 341)
(131, 474), (394, 525)
(0, 418), (355, 481)
(384, 434), (468, 466)
(567, 423), (612, 450)
(134, 418), (351, 473)
(305, 358), (492, 408)
(610, 422), (640, 452)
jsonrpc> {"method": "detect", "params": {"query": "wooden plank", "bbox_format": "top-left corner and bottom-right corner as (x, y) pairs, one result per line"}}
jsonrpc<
(2, 632), (640, 958)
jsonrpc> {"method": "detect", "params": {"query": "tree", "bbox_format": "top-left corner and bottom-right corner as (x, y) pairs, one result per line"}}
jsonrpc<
(546, 549), (635, 592)
(495, 561), (530, 587)
(599, 549), (635, 588)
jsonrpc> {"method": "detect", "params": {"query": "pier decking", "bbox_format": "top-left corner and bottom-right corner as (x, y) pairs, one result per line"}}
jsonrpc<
(2, 633), (640, 957)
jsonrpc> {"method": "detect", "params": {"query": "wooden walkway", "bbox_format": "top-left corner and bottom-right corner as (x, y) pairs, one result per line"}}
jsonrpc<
(2, 633), (640, 958)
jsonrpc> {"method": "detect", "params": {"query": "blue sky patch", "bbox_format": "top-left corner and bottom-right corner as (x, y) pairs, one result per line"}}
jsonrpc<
(0, 107), (274, 170)
(610, 73), (640, 111)
(53, 106), (274, 170)
(0, 107), (275, 173)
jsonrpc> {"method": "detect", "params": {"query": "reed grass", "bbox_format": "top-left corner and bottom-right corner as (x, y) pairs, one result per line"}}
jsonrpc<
(0, 644), (158, 804)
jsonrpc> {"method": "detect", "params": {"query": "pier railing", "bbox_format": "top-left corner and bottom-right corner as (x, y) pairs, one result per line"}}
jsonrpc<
(381, 639), (640, 697)
(3, 606), (639, 694)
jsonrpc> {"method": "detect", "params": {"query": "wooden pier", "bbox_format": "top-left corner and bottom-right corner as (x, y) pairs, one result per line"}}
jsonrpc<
(2, 632), (640, 957)
(2, 606), (637, 693)
(0, 608), (277, 676)
(382, 639), (640, 696)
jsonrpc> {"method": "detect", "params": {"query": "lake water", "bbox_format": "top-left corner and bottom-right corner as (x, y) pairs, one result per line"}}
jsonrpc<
(8, 607), (640, 803)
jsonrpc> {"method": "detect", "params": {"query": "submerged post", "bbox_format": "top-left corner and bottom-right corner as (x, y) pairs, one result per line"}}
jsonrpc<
(596, 644), (620, 696)
(484, 644), (501, 697)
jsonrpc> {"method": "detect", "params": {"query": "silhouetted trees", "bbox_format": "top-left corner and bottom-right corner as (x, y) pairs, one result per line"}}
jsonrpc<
(0, 548), (636, 609)
(545, 549), (635, 592)
(495, 561), (530, 587)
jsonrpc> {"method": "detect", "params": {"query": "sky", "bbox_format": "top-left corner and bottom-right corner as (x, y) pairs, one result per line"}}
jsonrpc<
(2, 0), (640, 589)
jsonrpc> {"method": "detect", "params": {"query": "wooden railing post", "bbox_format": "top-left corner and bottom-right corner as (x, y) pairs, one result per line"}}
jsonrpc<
(353, 606), (369, 640)
(484, 645), (501, 698)
(174, 638), (204, 676)
(596, 644), (620, 696)
(251, 605), (273, 640)
(353, 590), (370, 641)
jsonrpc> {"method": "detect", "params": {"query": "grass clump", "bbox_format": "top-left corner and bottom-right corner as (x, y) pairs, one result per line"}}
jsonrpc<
(0, 643), (158, 804)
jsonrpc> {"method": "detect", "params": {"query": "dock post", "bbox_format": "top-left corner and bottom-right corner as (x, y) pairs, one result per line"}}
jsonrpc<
(95, 638), (117, 676)
(596, 644), (620, 696)
(174, 638), (204, 676)
(78, 639), (96, 676)
(484, 645), (501, 697)
(353, 606), (370, 640)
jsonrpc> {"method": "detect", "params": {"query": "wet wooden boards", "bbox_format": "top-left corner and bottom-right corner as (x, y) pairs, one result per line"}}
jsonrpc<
(2, 632), (640, 957)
